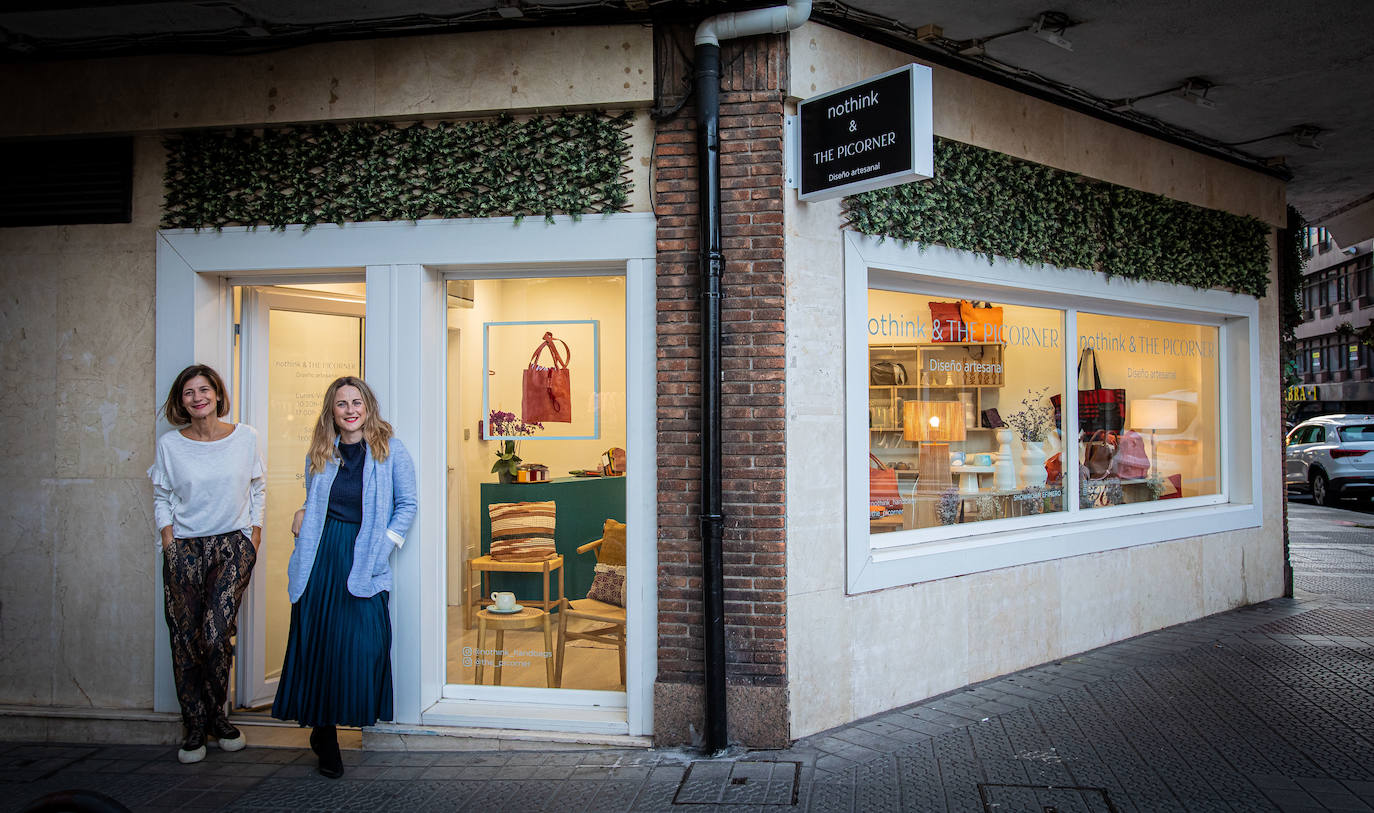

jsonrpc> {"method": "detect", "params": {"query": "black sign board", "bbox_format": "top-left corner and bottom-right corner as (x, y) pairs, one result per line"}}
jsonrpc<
(797, 64), (933, 201)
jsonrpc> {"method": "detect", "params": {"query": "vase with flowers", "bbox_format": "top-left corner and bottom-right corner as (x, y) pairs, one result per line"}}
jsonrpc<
(487, 409), (542, 483)
(1003, 387), (1054, 487)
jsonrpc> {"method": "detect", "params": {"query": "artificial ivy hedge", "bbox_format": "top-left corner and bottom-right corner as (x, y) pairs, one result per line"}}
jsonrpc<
(162, 112), (633, 230)
(845, 138), (1271, 298)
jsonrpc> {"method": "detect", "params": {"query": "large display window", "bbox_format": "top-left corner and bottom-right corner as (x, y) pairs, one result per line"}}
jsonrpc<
(845, 236), (1262, 593)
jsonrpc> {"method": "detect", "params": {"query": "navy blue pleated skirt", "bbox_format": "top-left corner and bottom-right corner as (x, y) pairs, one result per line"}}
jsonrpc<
(272, 518), (393, 727)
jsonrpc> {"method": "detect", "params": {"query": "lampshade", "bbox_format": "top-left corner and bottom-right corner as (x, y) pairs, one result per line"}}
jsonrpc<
(1130, 398), (1179, 431)
(904, 400), (967, 443)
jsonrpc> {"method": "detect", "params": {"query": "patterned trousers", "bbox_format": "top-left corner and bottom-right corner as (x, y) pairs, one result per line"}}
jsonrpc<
(163, 530), (257, 736)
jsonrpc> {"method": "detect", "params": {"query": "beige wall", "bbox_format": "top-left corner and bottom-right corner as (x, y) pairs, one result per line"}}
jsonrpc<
(785, 23), (1286, 738)
(0, 26), (650, 722)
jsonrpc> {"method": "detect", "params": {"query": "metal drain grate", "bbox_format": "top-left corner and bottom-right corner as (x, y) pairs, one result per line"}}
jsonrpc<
(1250, 608), (1374, 637)
(978, 783), (1118, 812)
(673, 760), (801, 806)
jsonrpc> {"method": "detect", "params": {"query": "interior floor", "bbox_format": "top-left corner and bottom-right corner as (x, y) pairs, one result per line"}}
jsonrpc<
(445, 605), (625, 691)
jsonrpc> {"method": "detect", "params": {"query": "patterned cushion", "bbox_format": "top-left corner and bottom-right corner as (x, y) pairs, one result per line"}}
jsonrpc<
(488, 501), (557, 562)
(586, 563), (626, 607)
(598, 519), (627, 566)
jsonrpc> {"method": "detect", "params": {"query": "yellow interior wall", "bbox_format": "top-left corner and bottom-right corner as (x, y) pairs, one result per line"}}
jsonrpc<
(446, 276), (627, 606)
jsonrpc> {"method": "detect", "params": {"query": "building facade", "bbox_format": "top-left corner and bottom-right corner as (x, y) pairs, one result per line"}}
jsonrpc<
(0, 17), (1285, 749)
(1290, 227), (1374, 421)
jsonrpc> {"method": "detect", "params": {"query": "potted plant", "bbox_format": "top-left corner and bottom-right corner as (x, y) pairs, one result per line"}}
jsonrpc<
(1003, 387), (1054, 486)
(487, 410), (542, 484)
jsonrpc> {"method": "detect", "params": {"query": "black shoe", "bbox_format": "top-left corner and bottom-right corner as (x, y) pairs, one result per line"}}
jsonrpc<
(177, 730), (207, 764)
(210, 717), (246, 752)
(310, 726), (343, 779)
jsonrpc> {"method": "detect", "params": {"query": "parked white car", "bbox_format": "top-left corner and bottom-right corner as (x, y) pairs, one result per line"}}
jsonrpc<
(1285, 414), (1374, 505)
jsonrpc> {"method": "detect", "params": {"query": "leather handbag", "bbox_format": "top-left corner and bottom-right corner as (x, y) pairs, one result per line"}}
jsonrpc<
(1083, 430), (1116, 479)
(1051, 348), (1125, 433)
(869, 454), (902, 516)
(521, 331), (573, 424)
(928, 301), (966, 342)
(870, 361), (908, 386)
(959, 301), (1004, 343)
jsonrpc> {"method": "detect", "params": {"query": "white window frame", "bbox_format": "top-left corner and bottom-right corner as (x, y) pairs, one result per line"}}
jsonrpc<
(844, 232), (1263, 594)
(154, 213), (658, 737)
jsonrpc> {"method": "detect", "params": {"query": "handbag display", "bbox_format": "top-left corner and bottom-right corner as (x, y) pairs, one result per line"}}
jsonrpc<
(870, 360), (908, 386)
(1111, 430), (1150, 479)
(927, 301), (966, 343)
(1083, 430), (1116, 479)
(521, 331), (572, 424)
(869, 454), (903, 517)
(959, 301), (1004, 344)
(1051, 347), (1125, 434)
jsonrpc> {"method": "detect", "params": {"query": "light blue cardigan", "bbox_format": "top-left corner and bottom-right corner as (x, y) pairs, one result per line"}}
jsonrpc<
(287, 437), (417, 602)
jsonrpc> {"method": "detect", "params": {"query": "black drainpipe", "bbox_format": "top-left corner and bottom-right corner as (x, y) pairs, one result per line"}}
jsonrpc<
(694, 40), (729, 755)
(692, 0), (810, 755)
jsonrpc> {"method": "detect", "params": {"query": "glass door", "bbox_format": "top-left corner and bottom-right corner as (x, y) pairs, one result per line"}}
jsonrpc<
(235, 285), (365, 708)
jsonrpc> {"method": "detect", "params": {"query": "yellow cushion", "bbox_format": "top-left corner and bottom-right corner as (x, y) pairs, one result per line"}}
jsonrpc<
(598, 519), (627, 566)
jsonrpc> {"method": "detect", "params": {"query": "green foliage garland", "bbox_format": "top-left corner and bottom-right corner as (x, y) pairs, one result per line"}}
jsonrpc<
(162, 112), (633, 230)
(845, 138), (1271, 297)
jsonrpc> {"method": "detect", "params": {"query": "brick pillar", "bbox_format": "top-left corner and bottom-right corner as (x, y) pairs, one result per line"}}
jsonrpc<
(652, 27), (790, 748)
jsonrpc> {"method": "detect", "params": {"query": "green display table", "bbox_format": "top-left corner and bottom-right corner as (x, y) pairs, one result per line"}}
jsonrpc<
(480, 477), (626, 603)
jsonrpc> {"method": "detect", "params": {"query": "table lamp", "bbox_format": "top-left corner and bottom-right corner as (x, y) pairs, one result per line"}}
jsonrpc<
(1129, 398), (1178, 479)
(904, 400), (967, 494)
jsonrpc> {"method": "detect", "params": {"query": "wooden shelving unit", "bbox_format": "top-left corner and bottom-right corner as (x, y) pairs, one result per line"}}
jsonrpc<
(867, 343), (1004, 440)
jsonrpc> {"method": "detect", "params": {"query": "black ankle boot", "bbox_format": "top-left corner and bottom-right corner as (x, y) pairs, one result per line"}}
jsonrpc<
(310, 725), (343, 778)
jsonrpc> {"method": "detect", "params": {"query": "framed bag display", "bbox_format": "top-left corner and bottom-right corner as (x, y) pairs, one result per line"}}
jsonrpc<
(483, 320), (600, 440)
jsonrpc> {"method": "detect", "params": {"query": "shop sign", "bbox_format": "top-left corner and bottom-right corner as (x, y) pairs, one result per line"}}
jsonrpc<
(1285, 385), (1319, 401)
(797, 63), (933, 202)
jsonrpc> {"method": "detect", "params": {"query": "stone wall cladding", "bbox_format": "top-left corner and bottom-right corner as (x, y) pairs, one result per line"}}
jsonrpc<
(653, 28), (790, 746)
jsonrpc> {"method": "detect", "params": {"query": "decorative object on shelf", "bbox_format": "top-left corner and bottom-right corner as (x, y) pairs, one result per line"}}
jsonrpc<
(600, 447), (627, 476)
(904, 400), (967, 497)
(1129, 398), (1178, 479)
(1052, 348), (1124, 434)
(975, 494), (1001, 520)
(516, 464), (550, 483)
(488, 409), (542, 484)
(981, 408), (1005, 429)
(994, 429), (1016, 491)
(522, 331), (573, 424)
(1005, 387), (1054, 488)
(870, 360), (908, 385)
(844, 137), (1270, 299)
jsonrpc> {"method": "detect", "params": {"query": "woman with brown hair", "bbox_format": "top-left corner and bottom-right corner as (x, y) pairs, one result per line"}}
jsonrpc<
(272, 376), (416, 778)
(148, 364), (265, 764)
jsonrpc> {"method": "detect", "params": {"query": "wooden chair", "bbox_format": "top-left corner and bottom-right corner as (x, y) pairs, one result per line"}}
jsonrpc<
(554, 537), (627, 689)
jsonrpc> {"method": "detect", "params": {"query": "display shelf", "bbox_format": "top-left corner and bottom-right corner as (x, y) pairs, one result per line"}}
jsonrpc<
(868, 342), (1004, 434)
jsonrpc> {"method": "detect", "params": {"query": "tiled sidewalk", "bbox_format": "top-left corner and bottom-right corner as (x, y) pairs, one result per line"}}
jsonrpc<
(3, 500), (1372, 812)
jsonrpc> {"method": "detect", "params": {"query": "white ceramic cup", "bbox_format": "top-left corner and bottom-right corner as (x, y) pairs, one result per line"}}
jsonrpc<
(491, 591), (517, 611)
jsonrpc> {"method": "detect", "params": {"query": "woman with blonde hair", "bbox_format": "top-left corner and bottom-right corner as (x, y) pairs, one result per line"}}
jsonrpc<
(272, 376), (416, 778)
(148, 363), (265, 764)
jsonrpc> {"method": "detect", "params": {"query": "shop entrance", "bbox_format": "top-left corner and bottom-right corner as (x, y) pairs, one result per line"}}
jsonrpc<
(234, 284), (365, 708)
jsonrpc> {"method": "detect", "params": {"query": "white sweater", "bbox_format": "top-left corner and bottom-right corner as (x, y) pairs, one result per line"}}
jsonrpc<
(149, 424), (266, 545)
